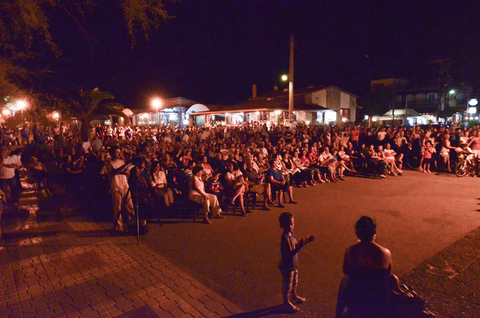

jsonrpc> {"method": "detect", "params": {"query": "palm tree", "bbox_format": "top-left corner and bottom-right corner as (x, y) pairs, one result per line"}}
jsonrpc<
(64, 87), (127, 140)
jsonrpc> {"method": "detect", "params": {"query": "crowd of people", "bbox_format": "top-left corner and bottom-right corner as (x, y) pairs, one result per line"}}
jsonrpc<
(0, 121), (478, 229)
(0, 121), (467, 315)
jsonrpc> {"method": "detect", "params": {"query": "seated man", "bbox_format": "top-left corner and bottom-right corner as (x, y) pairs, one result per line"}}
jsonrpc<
(266, 159), (296, 208)
(336, 216), (396, 318)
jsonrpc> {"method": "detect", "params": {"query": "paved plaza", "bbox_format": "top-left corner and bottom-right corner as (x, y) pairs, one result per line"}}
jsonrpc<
(0, 180), (242, 317)
(1, 171), (480, 317)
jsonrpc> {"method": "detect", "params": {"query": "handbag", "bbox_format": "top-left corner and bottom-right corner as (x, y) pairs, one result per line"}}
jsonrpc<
(390, 284), (436, 317)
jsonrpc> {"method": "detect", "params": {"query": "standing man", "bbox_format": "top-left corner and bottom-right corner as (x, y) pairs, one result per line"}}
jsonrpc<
(0, 148), (19, 207)
(21, 125), (30, 144)
(467, 130), (480, 176)
(106, 146), (135, 234)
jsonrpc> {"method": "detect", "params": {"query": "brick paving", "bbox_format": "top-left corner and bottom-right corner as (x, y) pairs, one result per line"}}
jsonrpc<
(0, 180), (243, 318)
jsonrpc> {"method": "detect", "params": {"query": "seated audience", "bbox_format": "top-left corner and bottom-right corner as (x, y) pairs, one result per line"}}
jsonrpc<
(188, 165), (224, 224)
(150, 161), (174, 209)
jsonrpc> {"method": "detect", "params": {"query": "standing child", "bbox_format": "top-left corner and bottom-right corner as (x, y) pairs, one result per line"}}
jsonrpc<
(278, 212), (315, 312)
(423, 141), (435, 173)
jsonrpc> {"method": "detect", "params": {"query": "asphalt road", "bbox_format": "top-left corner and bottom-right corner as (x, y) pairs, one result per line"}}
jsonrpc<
(140, 170), (480, 317)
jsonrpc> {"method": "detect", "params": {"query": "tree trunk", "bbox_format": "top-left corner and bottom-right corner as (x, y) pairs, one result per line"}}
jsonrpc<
(80, 119), (89, 141)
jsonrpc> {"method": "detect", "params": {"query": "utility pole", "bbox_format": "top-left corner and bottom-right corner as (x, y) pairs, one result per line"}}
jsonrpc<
(288, 35), (294, 124)
(391, 80), (397, 125)
(430, 58), (453, 123)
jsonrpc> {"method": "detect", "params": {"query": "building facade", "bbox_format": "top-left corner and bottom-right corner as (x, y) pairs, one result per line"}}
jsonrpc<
(368, 78), (473, 123)
(189, 85), (359, 126)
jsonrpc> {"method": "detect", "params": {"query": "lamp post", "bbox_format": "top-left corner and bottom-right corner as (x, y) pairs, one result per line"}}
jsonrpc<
(444, 89), (457, 123)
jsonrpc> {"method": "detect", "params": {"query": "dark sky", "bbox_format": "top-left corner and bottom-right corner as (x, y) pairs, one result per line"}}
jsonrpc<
(38, 0), (480, 108)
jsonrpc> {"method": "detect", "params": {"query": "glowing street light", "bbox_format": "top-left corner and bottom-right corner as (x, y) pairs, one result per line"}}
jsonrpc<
(52, 111), (60, 120)
(449, 89), (456, 95)
(151, 98), (162, 110)
(151, 97), (163, 126)
(16, 99), (28, 110)
(281, 74), (288, 82)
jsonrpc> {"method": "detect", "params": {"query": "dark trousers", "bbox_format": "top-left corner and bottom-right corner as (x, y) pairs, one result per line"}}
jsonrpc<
(0, 177), (19, 204)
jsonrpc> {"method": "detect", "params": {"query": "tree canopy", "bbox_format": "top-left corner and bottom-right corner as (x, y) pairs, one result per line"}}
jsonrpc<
(0, 0), (179, 104)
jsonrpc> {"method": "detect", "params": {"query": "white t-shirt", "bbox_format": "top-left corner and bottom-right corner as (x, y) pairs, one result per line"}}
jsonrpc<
(377, 131), (387, 141)
(108, 159), (129, 191)
(383, 149), (396, 160)
(151, 171), (167, 188)
(82, 141), (91, 153)
(1, 156), (16, 179)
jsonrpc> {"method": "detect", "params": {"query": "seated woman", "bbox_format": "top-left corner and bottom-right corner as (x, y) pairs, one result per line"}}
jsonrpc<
(224, 161), (248, 216)
(367, 145), (387, 178)
(299, 149), (317, 185)
(336, 216), (397, 318)
(331, 146), (356, 180)
(338, 144), (357, 173)
(291, 149), (309, 187)
(383, 143), (402, 175)
(198, 155), (214, 180)
(188, 165), (224, 224)
(307, 146), (327, 183)
(266, 159), (296, 206)
(318, 147), (339, 181)
(150, 161), (174, 209)
(162, 153), (178, 170)
(179, 149), (194, 170)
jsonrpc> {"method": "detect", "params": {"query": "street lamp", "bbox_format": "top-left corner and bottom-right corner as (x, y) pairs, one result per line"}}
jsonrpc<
(442, 89), (457, 123)
(151, 97), (162, 126)
(15, 99), (28, 121)
(281, 74), (288, 82)
(468, 98), (478, 106)
(16, 100), (27, 111)
(151, 98), (162, 110)
(467, 98), (478, 122)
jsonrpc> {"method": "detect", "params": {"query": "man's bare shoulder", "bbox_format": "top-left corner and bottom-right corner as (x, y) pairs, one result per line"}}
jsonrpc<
(375, 243), (391, 257)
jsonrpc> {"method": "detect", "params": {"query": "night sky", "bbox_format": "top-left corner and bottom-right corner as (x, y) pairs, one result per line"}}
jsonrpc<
(37, 0), (480, 108)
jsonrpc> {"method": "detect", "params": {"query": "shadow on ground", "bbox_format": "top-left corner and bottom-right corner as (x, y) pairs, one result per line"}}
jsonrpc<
(225, 305), (287, 317)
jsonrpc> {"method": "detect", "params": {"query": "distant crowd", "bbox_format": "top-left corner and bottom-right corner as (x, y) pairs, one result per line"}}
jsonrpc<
(0, 121), (478, 227)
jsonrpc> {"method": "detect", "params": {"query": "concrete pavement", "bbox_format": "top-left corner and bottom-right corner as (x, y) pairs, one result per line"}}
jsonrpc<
(0, 180), (243, 317)
(2, 171), (480, 317)
(402, 224), (480, 317)
(133, 170), (480, 318)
